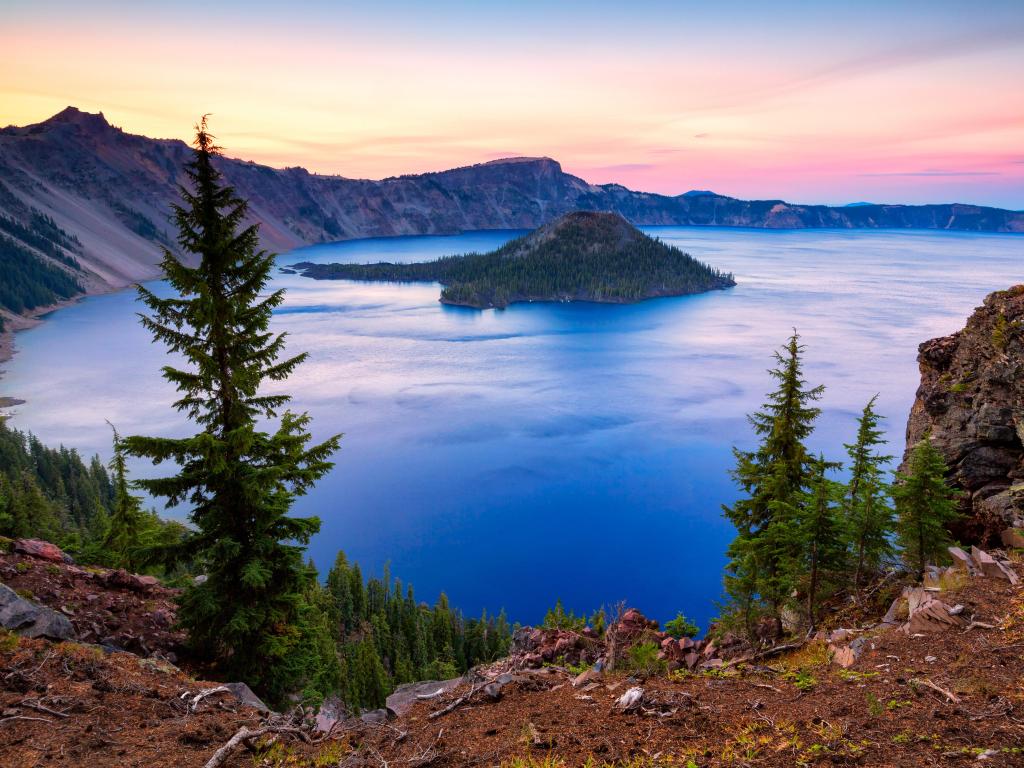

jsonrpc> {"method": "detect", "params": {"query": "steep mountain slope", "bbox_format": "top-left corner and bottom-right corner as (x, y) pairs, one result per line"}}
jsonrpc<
(2, 107), (1023, 301)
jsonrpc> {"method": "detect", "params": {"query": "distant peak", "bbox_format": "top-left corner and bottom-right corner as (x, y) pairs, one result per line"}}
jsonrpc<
(41, 106), (112, 132)
(682, 189), (717, 198)
(480, 156), (559, 168)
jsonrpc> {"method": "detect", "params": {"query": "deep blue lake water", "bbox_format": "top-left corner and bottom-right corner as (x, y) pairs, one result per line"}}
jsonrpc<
(2, 227), (1021, 632)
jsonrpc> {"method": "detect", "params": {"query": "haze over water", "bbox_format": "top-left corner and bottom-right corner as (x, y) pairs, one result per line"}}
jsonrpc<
(4, 227), (1021, 631)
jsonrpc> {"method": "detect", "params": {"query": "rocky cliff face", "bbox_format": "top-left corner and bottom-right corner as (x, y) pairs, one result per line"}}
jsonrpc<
(3, 107), (1023, 298)
(904, 285), (1024, 544)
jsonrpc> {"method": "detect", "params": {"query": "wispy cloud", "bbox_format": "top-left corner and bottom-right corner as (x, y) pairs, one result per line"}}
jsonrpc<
(859, 170), (1000, 177)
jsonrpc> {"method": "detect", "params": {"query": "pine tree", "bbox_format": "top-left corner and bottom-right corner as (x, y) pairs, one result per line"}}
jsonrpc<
(101, 424), (147, 570)
(122, 119), (340, 702)
(893, 436), (960, 578)
(795, 455), (845, 628)
(722, 332), (824, 636)
(843, 396), (895, 586)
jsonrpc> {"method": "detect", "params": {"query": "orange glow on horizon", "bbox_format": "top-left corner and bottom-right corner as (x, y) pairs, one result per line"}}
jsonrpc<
(2, 8), (1022, 207)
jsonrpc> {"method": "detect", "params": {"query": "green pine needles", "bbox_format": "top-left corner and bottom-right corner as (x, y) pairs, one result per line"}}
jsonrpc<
(894, 435), (960, 578)
(722, 332), (825, 637)
(122, 119), (341, 701)
(721, 333), (963, 640)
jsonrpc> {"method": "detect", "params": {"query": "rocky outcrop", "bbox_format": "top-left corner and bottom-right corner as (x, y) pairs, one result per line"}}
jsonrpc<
(0, 583), (75, 640)
(903, 285), (1024, 545)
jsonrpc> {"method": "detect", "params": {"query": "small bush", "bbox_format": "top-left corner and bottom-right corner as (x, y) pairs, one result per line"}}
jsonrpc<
(664, 612), (699, 639)
(623, 642), (667, 678)
(542, 599), (586, 632)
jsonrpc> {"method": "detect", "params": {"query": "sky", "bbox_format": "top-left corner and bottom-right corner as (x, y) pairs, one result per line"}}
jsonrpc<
(2, 0), (1023, 207)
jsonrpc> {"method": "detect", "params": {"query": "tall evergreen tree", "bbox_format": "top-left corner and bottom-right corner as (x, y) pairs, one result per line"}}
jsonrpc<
(795, 455), (844, 628)
(843, 396), (895, 586)
(722, 332), (824, 636)
(101, 424), (147, 570)
(123, 119), (340, 702)
(893, 435), (960, 578)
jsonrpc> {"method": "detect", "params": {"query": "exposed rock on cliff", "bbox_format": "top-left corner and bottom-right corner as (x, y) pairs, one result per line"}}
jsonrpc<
(903, 285), (1024, 545)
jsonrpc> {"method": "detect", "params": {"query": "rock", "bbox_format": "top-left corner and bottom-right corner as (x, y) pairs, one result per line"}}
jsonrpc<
(104, 569), (160, 593)
(882, 593), (909, 625)
(223, 682), (270, 713)
(948, 546), (976, 573)
(572, 667), (602, 688)
(1001, 528), (1024, 548)
(700, 658), (724, 670)
(315, 695), (346, 733)
(683, 652), (699, 670)
(903, 596), (968, 634)
(970, 546), (1019, 583)
(0, 584), (75, 640)
(359, 708), (389, 725)
(614, 686), (644, 712)
(385, 679), (461, 718)
(831, 645), (856, 669)
(193, 574), (208, 586)
(483, 682), (504, 701)
(13, 538), (70, 563)
(902, 285), (1024, 546)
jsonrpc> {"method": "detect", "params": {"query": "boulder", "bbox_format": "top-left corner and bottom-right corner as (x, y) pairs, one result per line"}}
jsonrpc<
(13, 539), (70, 563)
(360, 708), (389, 725)
(903, 597), (967, 634)
(386, 679), (461, 718)
(223, 682), (269, 713)
(948, 546), (976, 573)
(970, 546), (1019, 583)
(0, 584), (75, 640)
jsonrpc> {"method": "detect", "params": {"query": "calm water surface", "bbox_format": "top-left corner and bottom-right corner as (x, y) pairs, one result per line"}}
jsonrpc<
(3, 227), (1021, 630)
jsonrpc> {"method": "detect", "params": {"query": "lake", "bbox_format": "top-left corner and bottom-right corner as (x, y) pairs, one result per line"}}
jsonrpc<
(3, 227), (1021, 631)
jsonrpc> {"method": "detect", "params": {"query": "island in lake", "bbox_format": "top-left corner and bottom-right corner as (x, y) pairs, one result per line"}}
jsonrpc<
(293, 211), (736, 308)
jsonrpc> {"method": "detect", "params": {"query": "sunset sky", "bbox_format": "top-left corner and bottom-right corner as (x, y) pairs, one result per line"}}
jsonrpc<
(3, 0), (1023, 207)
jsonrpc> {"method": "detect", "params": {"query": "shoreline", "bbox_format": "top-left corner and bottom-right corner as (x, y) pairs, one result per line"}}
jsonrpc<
(0, 289), (113, 403)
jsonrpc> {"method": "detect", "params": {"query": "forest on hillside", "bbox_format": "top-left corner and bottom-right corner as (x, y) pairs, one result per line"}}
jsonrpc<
(0, 202), (86, 329)
(295, 213), (735, 308)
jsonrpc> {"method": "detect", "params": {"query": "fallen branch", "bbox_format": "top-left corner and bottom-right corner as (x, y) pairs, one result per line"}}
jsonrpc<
(19, 699), (70, 719)
(723, 641), (806, 668)
(188, 686), (231, 712)
(910, 677), (960, 704)
(428, 684), (482, 720)
(0, 715), (54, 725)
(962, 621), (997, 632)
(203, 724), (309, 768)
(415, 688), (448, 701)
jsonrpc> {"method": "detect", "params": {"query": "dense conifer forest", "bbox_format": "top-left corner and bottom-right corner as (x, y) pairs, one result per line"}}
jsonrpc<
(0, 207), (85, 327)
(295, 211), (735, 308)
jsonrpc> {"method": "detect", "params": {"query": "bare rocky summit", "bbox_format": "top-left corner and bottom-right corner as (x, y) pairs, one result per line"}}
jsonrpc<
(903, 285), (1024, 545)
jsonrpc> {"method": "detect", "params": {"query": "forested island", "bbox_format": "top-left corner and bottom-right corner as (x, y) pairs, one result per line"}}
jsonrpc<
(293, 211), (735, 308)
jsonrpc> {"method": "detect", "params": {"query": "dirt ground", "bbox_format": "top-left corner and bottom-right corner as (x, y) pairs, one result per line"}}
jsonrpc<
(1, 553), (1022, 767)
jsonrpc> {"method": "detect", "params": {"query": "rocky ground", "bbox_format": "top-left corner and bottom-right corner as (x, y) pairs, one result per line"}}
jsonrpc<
(1, 538), (1023, 767)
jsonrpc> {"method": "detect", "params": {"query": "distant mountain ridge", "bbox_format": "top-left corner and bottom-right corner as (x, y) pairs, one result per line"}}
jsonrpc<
(294, 211), (736, 308)
(1, 106), (1022, 301)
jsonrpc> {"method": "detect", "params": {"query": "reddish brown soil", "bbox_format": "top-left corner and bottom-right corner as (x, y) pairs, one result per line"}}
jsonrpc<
(1, 553), (1022, 767)
(0, 551), (185, 659)
(353, 565), (1024, 767)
